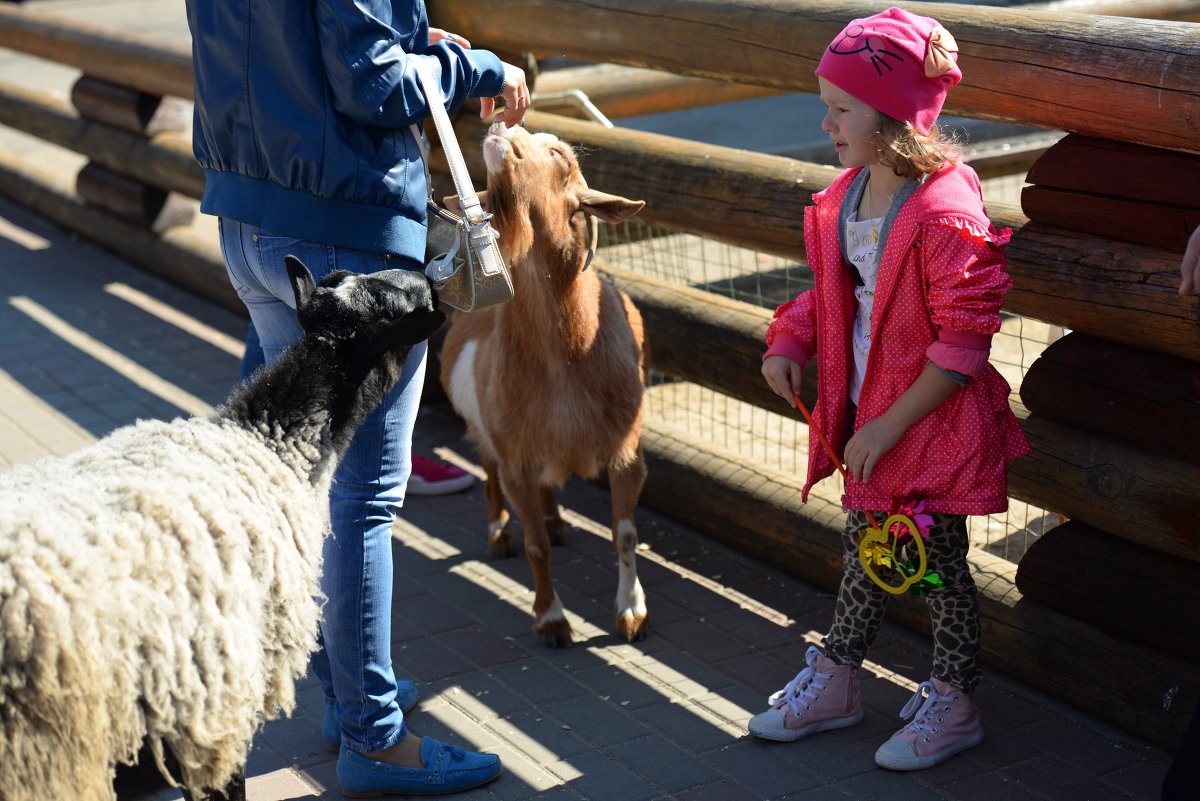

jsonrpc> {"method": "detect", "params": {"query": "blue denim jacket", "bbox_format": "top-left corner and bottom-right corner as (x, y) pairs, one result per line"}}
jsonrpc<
(185, 0), (504, 258)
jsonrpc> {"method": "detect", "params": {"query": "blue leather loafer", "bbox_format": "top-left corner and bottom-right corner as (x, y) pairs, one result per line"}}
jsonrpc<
(322, 680), (419, 751)
(336, 737), (502, 797)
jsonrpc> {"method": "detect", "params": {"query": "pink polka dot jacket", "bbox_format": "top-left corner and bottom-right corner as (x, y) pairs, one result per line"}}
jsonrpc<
(766, 162), (1030, 515)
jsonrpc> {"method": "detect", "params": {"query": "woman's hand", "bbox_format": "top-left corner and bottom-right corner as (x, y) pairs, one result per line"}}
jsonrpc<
(480, 61), (530, 127)
(761, 355), (804, 409)
(428, 27), (470, 48)
(427, 29), (528, 126)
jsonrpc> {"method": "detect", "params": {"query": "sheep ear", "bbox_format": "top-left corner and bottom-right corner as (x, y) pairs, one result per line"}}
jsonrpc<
(285, 256), (316, 310)
(579, 189), (645, 224)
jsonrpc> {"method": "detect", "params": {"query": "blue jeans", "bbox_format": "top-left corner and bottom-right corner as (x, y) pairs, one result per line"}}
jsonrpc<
(219, 218), (423, 753)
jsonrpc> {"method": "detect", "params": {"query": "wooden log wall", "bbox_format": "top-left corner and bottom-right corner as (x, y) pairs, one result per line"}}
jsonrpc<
(1003, 128), (1200, 661)
(67, 72), (196, 231)
(428, 0), (1200, 152)
(0, 0), (1198, 750)
(449, 111), (1199, 365)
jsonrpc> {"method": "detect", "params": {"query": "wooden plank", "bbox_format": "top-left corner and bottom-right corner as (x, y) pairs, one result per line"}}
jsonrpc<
(0, 4), (193, 100)
(600, 262), (819, 414)
(0, 149), (240, 315)
(1020, 0), (1200, 22)
(535, 63), (779, 119)
(428, 0), (1200, 153)
(1025, 134), (1200, 206)
(451, 112), (1200, 364)
(0, 0), (1193, 148)
(70, 75), (189, 138)
(996, 205), (1199, 365)
(1021, 186), (1199, 253)
(76, 162), (196, 232)
(0, 78), (204, 198)
(1008, 402), (1200, 563)
(1021, 333), (1200, 466)
(450, 109), (839, 264)
(1015, 521), (1200, 663)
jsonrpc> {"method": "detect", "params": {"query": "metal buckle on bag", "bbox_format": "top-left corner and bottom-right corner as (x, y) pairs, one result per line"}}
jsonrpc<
(463, 213), (501, 276)
(425, 223), (464, 284)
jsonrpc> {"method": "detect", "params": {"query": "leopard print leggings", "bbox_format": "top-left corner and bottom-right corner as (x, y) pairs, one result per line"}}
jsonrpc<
(822, 509), (982, 692)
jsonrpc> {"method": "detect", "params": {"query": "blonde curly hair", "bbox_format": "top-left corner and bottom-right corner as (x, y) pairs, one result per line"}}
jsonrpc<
(873, 113), (962, 179)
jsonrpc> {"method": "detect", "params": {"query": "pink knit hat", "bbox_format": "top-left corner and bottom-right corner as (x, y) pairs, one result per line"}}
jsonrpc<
(815, 6), (961, 134)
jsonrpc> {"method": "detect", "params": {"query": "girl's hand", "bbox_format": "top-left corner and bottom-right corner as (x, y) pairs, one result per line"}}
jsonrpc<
(429, 27), (470, 48)
(762, 355), (803, 408)
(480, 61), (530, 127)
(844, 416), (903, 483)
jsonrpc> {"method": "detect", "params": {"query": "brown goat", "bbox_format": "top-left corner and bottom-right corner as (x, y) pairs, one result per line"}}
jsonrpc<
(439, 123), (647, 647)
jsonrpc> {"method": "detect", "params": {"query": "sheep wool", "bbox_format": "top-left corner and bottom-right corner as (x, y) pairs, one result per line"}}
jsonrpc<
(0, 260), (444, 801)
(0, 414), (328, 801)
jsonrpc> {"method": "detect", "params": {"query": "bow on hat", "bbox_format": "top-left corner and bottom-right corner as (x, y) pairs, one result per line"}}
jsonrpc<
(925, 26), (958, 78)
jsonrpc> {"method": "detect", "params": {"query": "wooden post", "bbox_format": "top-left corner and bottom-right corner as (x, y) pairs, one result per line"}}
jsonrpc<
(1015, 520), (1200, 663)
(0, 78), (203, 199)
(69, 75), (195, 231)
(1021, 333), (1200, 467)
(70, 75), (190, 138)
(1022, 134), (1200, 253)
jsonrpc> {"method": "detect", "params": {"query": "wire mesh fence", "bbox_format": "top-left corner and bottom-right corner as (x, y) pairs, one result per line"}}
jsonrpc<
(597, 173), (1060, 565)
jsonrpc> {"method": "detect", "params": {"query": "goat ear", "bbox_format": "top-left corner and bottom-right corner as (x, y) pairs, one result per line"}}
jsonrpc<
(285, 255), (316, 310)
(579, 189), (646, 225)
(443, 191), (490, 214)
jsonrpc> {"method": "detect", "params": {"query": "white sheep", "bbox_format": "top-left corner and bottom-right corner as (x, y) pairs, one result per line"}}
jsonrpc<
(0, 257), (444, 801)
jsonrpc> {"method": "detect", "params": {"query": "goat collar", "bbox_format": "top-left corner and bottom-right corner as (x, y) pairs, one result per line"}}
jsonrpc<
(581, 213), (600, 272)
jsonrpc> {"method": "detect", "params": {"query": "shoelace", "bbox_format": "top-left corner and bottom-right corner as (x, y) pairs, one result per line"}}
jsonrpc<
(766, 645), (833, 717)
(898, 680), (955, 743)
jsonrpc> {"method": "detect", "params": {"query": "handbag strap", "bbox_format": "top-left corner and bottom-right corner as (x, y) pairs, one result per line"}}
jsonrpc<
(413, 60), (486, 223)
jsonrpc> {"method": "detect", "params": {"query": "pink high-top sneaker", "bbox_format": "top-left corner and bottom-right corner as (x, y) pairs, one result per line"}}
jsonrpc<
(875, 677), (984, 770)
(748, 645), (864, 741)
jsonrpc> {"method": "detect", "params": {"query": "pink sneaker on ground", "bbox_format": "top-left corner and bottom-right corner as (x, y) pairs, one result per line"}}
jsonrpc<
(875, 677), (984, 770)
(747, 645), (864, 741)
(407, 454), (475, 496)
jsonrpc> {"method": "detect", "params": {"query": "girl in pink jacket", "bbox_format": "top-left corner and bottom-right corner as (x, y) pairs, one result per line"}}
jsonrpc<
(749, 7), (1029, 771)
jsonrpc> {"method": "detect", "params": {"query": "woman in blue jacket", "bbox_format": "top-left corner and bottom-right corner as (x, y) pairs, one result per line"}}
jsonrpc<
(185, 2), (528, 795)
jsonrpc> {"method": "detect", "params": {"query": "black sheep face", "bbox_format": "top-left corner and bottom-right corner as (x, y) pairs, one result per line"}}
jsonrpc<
(285, 256), (446, 357)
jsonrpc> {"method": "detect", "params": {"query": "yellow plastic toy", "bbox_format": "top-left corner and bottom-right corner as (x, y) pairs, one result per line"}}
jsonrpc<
(857, 513), (927, 595)
(791, 393), (932, 596)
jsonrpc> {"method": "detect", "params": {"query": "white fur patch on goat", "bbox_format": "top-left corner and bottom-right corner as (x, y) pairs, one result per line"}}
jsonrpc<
(536, 595), (566, 627)
(447, 340), (495, 455)
(614, 519), (646, 615)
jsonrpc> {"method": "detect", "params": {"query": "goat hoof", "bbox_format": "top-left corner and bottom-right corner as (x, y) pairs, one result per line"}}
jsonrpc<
(534, 620), (572, 649)
(487, 535), (515, 559)
(615, 612), (648, 643)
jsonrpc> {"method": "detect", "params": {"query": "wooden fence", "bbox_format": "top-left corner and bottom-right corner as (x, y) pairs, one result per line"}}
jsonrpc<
(0, 0), (1196, 750)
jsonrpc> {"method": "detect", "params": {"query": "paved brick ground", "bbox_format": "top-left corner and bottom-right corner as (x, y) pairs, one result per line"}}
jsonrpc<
(0, 191), (1177, 800)
(0, 4), (1185, 797)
